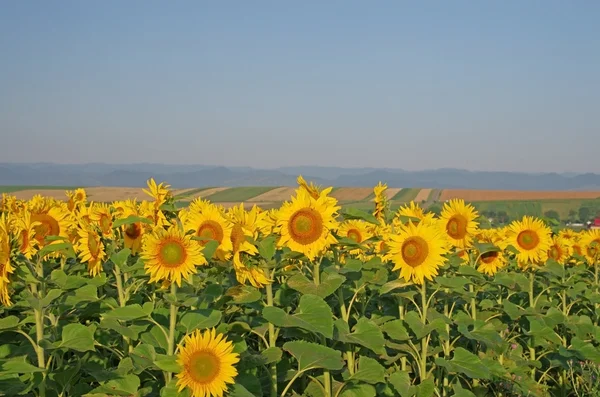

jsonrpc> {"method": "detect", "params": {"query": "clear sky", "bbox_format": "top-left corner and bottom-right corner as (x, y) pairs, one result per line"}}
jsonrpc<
(1, 1), (599, 173)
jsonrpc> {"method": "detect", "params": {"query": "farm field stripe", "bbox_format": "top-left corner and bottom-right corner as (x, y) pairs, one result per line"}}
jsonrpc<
(204, 186), (276, 202)
(392, 187), (420, 202)
(248, 187), (296, 202)
(440, 189), (600, 202)
(330, 187), (373, 201)
(413, 188), (432, 202)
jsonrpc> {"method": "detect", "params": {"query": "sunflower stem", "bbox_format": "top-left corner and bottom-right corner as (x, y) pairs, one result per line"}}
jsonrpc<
(398, 298), (407, 371)
(113, 264), (131, 353)
(166, 282), (178, 383)
(420, 279), (429, 381)
(528, 271), (536, 380)
(266, 282), (278, 397)
(31, 258), (46, 397)
(313, 261), (331, 397)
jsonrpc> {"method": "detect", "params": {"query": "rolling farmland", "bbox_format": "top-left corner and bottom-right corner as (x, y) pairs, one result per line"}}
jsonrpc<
(2, 185), (600, 220)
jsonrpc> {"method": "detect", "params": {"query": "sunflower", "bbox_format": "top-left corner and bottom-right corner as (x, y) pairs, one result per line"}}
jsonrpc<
(141, 224), (207, 287)
(276, 187), (340, 261)
(143, 178), (171, 207)
(384, 221), (449, 284)
(373, 182), (388, 224)
(506, 216), (552, 264)
(139, 200), (169, 228)
(559, 229), (578, 242)
(234, 265), (271, 288)
(393, 201), (438, 229)
(182, 200), (233, 261)
(476, 249), (507, 276)
(90, 203), (114, 238)
(175, 328), (240, 397)
(542, 235), (573, 265)
(66, 188), (87, 212)
(28, 200), (74, 249)
(475, 230), (507, 275)
(580, 229), (600, 265)
(13, 210), (39, 259)
(227, 204), (260, 267)
(296, 175), (338, 206)
(115, 201), (148, 255)
(0, 215), (14, 306)
(338, 220), (373, 259)
(256, 208), (279, 236)
(76, 223), (107, 277)
(439, 199), (479, 249)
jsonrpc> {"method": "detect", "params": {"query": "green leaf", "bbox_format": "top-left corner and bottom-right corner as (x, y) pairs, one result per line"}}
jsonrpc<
(39, 289), (63, 308)
(110, 248), (131, 267)
(263, 294), (334, 338)
(348, 357), (386, 384)
(89, 374), (141, 396)
(54, 323), (95, 352)
(180, 310), (222, 332)
(261, 346), (283, 364)
(527, 318), (562, 346)
(341, 208), (380, 224)
(0, 316), (19, 330)
(225, 285), (262, 304)
(154, 354), (181, 372)
(473, 242), (501, 256)
(201, 240), (220, 261)
(102, 304), (149, 321)
(112, 215), (153, 229)
(335, 318), (386, 354)
(38, 242), (76, 260)
(282, 341), (344, 371)
(381, 320), (410, 341)
(287, 272), (346, 298)
(228, 384), (256, 397)
(380, 280), (411, 295)
(388, 371), (414, 397)
(415, 378), (435, 397)
(160, 380), (191, 397)
(434, 348), (491, 379)
(74, 285), (99, 302)
(452, 384), (477, 397)
(258, 235), (277, 261)
(0, 356), (46, 374)
(340, 383), (377, 397)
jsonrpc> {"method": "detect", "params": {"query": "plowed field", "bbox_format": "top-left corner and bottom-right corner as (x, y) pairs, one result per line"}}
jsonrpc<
(439, 189), (600, 201)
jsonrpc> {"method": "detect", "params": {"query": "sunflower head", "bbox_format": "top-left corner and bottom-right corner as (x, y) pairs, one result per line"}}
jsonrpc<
(580, 230), (600, 265)
(373, 182), (388, 224)
(542, 235), (573, 265)
(176, 328), (240, 397)
(384, 221), (449, 285)
(141, 224), (207, 287)
(276, 188), (340, 260)
(439, 199), (479, 249)
(76, 223), (107, 277)
(506, 216), (552, 264)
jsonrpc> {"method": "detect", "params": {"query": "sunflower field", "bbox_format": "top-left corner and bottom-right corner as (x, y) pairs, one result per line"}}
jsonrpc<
(0, 177), (600, 397)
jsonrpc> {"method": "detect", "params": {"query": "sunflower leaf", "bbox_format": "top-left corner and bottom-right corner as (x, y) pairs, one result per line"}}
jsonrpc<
(263, 294), (334, 338)
(287, 272), (346, 298)
(341, 208), (380, 224)
(112, 215), (153, 229)
(283, 341), (344, 371)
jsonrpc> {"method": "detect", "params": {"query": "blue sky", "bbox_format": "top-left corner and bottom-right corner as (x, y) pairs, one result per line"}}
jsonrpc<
(1, 1), (599, 172)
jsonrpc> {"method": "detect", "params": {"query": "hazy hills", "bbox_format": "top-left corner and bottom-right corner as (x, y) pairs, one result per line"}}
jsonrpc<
(1, 163), (600, 191)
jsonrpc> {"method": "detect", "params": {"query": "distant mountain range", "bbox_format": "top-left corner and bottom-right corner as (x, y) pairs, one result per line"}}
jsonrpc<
(1, 163), (600, 191)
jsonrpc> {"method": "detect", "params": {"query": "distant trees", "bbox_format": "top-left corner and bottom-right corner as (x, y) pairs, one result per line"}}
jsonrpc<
(579, 207), (591, 222)
(496, 211), (509, 224)
(543, 210), (560, 221)
(568, 210), (577, 222)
